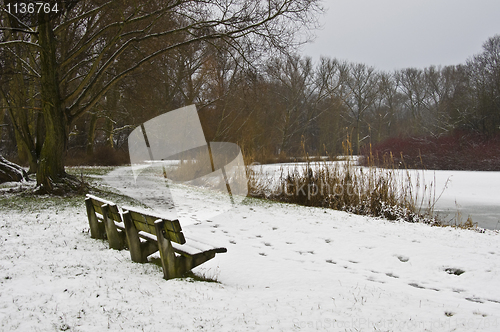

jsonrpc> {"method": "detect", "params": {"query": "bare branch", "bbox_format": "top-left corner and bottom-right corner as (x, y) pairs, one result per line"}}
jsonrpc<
(0, 40), (41, 49)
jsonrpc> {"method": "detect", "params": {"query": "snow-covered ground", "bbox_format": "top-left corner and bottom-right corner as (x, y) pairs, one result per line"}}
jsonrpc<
(0, 166), (499, 331)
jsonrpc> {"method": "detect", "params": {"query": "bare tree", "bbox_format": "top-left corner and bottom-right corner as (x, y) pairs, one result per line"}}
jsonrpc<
(395, 68), (430, 135)
(466, 34), (500, 135)
(315, 57), (349, 154)
(267, 55), (319, 154)
(369, 71), (402, 143)
(0, 0), (322, 193)
(342, 63), (379, 154)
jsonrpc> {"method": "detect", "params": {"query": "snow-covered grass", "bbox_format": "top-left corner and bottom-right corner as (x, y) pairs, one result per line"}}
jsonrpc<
(0, 166), (499, 331)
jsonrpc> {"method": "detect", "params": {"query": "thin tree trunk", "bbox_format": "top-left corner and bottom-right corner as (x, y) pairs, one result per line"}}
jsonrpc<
(86, 113), (98, 156)
(354, 118), (360, 156)
(0, 105), (4, 141)
(104, 117), (114, 148)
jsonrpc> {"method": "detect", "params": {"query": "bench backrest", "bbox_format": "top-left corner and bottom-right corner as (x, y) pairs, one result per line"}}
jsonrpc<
(123, 207), (186, 245)
(86, 194), (121, 222)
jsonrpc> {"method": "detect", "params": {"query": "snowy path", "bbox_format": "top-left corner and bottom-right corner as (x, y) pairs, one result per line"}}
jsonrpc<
(0, 166), (499, 331)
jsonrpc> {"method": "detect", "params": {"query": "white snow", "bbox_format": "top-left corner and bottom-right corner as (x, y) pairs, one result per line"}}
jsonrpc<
(0, 166), (499, 331)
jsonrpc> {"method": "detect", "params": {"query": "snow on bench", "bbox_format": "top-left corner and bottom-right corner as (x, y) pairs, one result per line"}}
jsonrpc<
(84, 194), (227, 279)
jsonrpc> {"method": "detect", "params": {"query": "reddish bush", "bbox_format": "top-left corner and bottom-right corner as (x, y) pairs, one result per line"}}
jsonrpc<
(364, 131), (500, 171)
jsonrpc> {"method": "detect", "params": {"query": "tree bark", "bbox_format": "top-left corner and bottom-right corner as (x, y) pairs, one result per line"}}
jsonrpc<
(0, 156), (29, 183)
(86, 113), (98, 156)
(36, 13), (68, 191)
(0, 106), (4, 141)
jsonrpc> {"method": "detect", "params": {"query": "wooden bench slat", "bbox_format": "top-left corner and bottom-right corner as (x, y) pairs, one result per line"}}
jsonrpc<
(137, 230), (157, 242)
(183, 234), (226, 252)
(135, 231), (225, 256)
(123, 206), (185, 245)
(108, 211), (122, 223)
(86, 194), (116, 207)
(144, 214), (182, 233)
(92, 202), (104, 216)
(87, 194), (118, 216)
(134, 218), (157, 235)
(137, 232), (191, 254)
(166, 230), (186, 245)
(171, 241), (227, 256)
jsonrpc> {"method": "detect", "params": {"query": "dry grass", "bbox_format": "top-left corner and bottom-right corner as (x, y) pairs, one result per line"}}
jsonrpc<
(247, 138), (447, 226)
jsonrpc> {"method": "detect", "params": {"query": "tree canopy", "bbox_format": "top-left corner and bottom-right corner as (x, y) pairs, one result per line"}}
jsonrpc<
(0, 0), (322, 193)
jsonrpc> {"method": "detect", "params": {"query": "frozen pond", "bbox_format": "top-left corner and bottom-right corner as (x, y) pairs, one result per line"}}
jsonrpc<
(418, 170), (500, 230)
(254, 162), (500, 230)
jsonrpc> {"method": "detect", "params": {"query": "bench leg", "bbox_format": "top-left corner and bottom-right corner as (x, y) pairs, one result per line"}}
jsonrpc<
(85, 198), (105, 239)
(155, 220), (181, 279)
(177, 251), (216, 275)
(102, 204), (125, 250)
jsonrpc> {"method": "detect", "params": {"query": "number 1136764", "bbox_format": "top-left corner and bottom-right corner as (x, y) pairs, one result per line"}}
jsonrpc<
(5, 2), (59, 15)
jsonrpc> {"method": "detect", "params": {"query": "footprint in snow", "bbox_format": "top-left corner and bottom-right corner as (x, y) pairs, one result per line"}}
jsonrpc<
(444, 267), (465, 276)
(367, 277), (385, 284)
(296, 250), (315, 255)
(465, 297), (484, 303)
(397, 255), (409, 262)
(408, 283), (425, 289)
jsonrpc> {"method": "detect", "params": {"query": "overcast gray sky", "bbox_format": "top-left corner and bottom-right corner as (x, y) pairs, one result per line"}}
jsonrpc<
(301, 0), (500, 71)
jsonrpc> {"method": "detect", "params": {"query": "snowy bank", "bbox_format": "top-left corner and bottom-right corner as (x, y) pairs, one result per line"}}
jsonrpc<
(0, 169), (499, 331)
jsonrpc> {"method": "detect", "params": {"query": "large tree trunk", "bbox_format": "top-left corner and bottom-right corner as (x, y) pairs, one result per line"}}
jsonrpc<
(36, 13), (68, 192)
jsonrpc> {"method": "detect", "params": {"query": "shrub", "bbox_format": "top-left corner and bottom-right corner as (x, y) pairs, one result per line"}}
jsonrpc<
(364, 131), (500, 171)
(248, 155), (442, 225)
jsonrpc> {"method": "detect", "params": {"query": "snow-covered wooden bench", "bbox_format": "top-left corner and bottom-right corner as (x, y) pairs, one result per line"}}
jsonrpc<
(84, 194), (227, 279)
